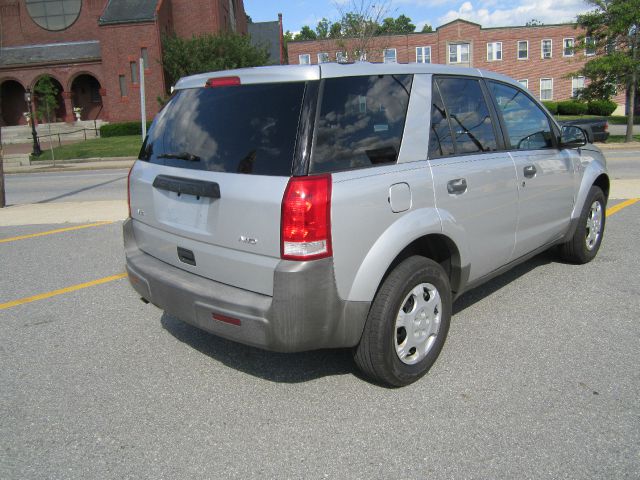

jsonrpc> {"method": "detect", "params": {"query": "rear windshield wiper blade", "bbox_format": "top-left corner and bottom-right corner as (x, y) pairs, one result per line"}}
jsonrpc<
(157, 152), (201, 162)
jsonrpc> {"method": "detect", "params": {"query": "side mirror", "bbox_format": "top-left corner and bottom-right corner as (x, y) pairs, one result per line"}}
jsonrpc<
(560, 125), (588, 148)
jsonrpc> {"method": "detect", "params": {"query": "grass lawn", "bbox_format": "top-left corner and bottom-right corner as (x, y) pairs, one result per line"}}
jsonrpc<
(556, 114), (640, 125)
(605, 134), (640, 143)
(33, 135), (142, 161)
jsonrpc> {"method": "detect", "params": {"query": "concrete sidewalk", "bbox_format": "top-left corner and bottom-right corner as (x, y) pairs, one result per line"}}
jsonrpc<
(2, 157), (135, 174)
(0, 200), (128, 226)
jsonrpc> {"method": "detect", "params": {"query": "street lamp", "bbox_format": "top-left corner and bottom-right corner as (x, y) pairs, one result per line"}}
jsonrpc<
(24, 89), (42, 157)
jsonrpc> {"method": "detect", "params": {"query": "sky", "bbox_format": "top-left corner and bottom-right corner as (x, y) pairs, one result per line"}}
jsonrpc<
(243, 0), (594, 34)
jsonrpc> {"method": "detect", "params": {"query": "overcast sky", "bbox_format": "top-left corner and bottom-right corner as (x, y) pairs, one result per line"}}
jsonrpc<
(244, 0), (594, 34)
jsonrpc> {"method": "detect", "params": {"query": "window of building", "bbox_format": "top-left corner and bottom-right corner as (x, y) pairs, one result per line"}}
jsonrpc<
(585, 36), (596, 56)
(541, 39), (552, 58)
(336, 51), (347, 63)
(141, 48), (149, 68)
(310, 75), (413, 173)
(430, 77), (498, 156)
(517, 40), (528, 59)
(356, 50), (367, 61)
(540, 78), (553, 100)
(487, 42), (502, 61)
(130, 61), (138, 83)
(298, 54), (311, 65)
(318, 52), (330, 63)
(449, 43), (470, 63)
(383, 48), (397, 63)
(563, 38), (574, 57)
(487, 81), (554, 150)
(119, 75), (127, 97)
(518, 79), (529, 89)
(25, 0), (81, 31)
(416, 46), (431, 63)
(572, 76), (585, 97)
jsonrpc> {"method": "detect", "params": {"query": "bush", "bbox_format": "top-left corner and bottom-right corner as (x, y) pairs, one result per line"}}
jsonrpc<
(542, 101), (558, 114)
(587, 99), (617, 116)
(557, 100), (588, 115)
(100, 121), (152, 138)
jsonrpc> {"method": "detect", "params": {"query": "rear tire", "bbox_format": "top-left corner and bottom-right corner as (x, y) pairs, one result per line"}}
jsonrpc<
(354, 256), (452, 387)
(559, 186), (606, 264)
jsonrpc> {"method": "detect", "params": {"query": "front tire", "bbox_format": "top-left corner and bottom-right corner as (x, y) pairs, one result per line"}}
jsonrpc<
(354, 256), (452, 387)
(559, 186), (606, 264)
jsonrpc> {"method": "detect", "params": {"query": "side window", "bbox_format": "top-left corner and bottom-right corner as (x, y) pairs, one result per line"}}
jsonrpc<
(433, 77), (498, 155)
(310, 75), (412, 173)
(487, 81), (554, 150)
(428, 82), (455, 158)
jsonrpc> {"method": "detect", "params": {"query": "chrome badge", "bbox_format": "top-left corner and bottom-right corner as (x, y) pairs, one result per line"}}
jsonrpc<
(239, 236), (258, 245)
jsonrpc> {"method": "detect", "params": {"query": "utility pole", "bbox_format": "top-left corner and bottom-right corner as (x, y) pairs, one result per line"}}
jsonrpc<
(0, 125), (5, 208)
(140, 57), (147, 141)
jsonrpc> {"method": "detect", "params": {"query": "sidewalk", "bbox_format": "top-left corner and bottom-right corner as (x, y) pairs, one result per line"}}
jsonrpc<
(0, 200), (128, 226)
(2, 157), (135, 174)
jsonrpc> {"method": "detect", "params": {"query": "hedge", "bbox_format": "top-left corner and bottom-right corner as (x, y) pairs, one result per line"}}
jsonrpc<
(100, 121), (152, 138)
(587, 100), (617, 116)
(557, 100), (588, 115)
(542, 101), (558, 114)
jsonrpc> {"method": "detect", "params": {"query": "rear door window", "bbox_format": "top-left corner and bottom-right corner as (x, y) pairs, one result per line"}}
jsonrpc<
(310, 74), (412, 173)
(139, 82), (306, 176)
(429, 77), (498, 157)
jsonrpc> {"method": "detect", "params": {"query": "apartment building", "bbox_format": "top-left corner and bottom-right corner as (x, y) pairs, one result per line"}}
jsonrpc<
(287, 19), (628, 113)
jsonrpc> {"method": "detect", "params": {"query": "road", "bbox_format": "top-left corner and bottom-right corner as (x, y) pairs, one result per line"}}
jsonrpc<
(0, 171), (639, 478)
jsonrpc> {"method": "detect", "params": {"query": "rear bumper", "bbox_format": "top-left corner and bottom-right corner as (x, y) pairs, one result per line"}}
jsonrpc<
(123, 219), (370, 352)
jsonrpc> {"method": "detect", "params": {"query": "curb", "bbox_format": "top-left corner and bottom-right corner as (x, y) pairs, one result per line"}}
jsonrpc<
(4, 157), (135, 174)
(597, 142), (640, 151)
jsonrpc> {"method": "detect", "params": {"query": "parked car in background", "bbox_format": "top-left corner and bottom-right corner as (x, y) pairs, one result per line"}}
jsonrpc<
(559, 118), (610, 143)
(124, 63), (609, 387)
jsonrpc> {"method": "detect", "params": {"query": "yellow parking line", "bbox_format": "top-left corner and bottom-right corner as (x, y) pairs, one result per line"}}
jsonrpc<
(0, 273), (128, 311)
(606, 198), (639, 217)
(0, 221), (113, 244)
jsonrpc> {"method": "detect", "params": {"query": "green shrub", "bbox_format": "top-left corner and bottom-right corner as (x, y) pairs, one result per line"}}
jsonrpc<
(557, 100), (588, 115)
(542, 101), (558, 114)
(587, 99), (617, 116)
(100, 121), (152, 138)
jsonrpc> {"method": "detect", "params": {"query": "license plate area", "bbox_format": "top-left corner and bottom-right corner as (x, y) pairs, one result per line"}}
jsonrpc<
(156, 190), (211, 231)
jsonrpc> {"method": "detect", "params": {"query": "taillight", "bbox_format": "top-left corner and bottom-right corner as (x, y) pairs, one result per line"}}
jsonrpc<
(205, 76), (241, 88)
(127, 164), (133, 218)
(281, 174), (332, 261)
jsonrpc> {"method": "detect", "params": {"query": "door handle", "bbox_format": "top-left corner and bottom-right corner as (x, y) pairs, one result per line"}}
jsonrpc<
(523, 165), (537, 178)
(447, 178), (467, 195)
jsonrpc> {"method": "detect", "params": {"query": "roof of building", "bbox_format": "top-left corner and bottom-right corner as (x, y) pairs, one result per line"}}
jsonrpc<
(0, 41), (101, 67)
(248, 21), (281, 65)
(99, 0), (159, 25)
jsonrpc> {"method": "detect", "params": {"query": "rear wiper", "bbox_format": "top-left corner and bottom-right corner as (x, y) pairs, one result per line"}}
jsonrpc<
(157, 152), (201, 162)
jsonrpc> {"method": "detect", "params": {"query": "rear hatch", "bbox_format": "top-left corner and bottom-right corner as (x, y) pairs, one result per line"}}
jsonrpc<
(129, 70), (315, 296)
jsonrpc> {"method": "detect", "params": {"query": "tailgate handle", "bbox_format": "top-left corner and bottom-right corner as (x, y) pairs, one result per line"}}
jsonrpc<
(177, 247), (196, 266)
(153, 175), (220, 199)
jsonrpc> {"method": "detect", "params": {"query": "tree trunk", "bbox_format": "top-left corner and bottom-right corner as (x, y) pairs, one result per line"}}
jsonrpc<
(0, 126), (5, 208)
(627, 27), (638, 143)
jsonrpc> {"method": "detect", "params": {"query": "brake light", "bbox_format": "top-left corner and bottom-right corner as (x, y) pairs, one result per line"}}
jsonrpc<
(205, 76), (241, 88)
(127, 164), (133, 218)
(604, 122), (608, 132)
(281, 175), (332, 261)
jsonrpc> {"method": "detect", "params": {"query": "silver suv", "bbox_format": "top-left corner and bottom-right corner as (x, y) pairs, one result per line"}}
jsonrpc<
(124, 63), (608, 387)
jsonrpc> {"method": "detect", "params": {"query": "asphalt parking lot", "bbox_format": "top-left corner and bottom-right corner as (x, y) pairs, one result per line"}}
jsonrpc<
(1, 195), (638, 479)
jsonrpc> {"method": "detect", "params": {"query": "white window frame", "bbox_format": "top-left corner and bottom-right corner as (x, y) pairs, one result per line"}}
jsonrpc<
(298, 54), (311, 65)
(336, 51), (347, 63)
(540, 78), (553, 101)
(517, 40), (528, 60)
(541, 39), (552, 59)
(416, 46), (431, 64)
(317, 52), (329, 64)
(563, 38), (574, 57)
(383, 48), (397, 63)
(572, 76), (585, 98)
(585, 36), (596, 56)
(448, 43), (470, 64)
(518, 79), (529, 89)
(487, 42), (502, 61)
(356, 50), (367, 61)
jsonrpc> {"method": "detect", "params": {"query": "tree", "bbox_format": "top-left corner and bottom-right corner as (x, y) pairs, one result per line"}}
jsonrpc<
(525, 19), (544, 26)
(294, 25), (317, 41)
(421, 24), (433, 33)
(574, 0), (639, 142)
(283, 30), (295, 64)
(378, 14), (416, 34)
(34, 75), (58, 123)
(334, 0), (393, 61)
(316, 18), (331, 39)
(161, 33), (270, 90)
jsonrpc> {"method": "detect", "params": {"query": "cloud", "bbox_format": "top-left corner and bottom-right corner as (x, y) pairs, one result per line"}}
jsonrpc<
(437, 0), (591, 27)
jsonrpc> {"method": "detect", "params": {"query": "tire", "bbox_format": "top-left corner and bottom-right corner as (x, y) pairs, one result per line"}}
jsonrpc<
(354, 256), (452, 387)
(559, 186), (606, 264)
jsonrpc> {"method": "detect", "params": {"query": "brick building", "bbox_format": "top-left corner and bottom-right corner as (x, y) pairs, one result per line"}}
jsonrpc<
(287, 19), (629, 114)
(0, 0), (247, 126)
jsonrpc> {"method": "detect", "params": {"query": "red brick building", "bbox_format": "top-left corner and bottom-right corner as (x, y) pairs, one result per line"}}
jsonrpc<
(0, 0), (247, 126)
(287, 19), (628, 113)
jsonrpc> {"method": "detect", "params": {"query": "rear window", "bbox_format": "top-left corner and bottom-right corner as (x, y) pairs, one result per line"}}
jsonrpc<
(310, 74), (412, 173)
(139, 82), (306, 176)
